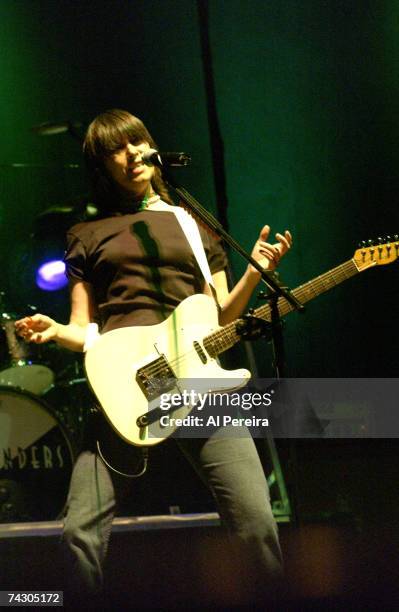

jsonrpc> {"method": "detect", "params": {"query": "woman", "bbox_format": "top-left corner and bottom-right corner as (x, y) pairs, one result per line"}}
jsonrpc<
(16, 109), (292, 602)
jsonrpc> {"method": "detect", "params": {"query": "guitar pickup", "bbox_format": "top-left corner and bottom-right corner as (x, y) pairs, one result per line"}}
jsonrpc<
(193, 341), (207, 364)
(136, 355), (177, 400)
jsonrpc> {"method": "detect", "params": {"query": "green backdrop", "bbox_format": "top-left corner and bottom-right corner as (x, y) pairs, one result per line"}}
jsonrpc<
(1, 0), (398, 378)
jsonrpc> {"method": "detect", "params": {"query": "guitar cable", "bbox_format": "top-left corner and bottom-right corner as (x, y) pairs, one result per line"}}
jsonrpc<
(96, 440), (149, 478)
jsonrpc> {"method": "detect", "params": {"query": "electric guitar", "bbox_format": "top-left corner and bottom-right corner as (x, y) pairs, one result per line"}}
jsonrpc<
(85, 238), (399, 446)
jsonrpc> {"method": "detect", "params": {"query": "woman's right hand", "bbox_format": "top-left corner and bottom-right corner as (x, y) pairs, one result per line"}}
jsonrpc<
(15, 314), (60, 344)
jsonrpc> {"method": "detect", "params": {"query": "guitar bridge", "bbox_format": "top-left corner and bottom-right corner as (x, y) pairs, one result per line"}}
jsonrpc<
(136, 355), (177, 400)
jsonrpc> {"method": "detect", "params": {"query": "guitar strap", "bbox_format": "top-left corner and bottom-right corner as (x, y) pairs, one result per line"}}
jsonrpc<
(149, 200), (216, 291)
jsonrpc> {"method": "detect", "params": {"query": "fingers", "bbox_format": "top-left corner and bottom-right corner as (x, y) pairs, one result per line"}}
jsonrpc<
(257, 242), (281, 264)
(16, 314), (51, 330)
(275, 230), (293, 254)
(249, 226), (293, 275)
(28, 329), (53, 344)
(15, 319), (35, 342)
(281, 230), (293, 244)
(24, 331), (42, 344)
(15, 314), (54, 343)
(258, 229), (292, 252)
(258, 225), (270, 242)
(15, 317), (34, 337)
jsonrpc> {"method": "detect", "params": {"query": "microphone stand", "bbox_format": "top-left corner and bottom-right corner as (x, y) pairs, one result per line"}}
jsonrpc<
(164, 171), (304, 524)
(164, 175), (304, 311)
(259, 287), (296, 524)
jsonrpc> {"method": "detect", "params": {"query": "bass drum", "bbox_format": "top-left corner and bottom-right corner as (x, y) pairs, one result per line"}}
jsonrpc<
(0, 387), (75, 523)
(0, 312), (54, 395)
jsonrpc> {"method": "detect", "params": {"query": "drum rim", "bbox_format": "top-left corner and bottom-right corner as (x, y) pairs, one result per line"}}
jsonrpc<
(0, 362), (55, 397)
(0, 360), (54, 368)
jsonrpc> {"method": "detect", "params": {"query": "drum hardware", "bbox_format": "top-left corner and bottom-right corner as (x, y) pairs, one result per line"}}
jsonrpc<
(54, 352), (84, 384)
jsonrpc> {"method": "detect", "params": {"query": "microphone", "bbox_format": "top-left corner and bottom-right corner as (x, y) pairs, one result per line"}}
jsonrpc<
(142, 149), (191, 167)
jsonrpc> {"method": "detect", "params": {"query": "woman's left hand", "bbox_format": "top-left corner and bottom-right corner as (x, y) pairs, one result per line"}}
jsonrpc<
(248, 225), (292, 276)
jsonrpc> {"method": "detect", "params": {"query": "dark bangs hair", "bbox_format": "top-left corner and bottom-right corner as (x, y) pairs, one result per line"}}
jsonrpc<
(83, 109), (173, 213)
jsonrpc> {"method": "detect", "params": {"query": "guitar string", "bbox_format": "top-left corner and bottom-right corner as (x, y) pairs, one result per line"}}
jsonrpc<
(126, 250), (392, 390)
(145, 249), (390, 376)
(144, 258), (357, 376)
(138, 259), (359, 380)
(147, 247), (396, 378)
(145, 250), (386, 376)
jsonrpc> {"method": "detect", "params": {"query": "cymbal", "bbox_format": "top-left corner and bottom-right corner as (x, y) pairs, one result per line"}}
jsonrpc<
(36, 205), (77, 217)
(32, 198), (98, 238)
(0, 163), (80, 169)
(31, 120), (83, 141)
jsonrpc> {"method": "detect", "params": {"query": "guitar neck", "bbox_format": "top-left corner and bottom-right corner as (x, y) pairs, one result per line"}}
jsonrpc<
(203, 258), (359, 357)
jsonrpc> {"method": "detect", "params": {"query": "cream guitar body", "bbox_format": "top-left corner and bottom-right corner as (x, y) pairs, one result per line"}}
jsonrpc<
(85, 294), (250, 446)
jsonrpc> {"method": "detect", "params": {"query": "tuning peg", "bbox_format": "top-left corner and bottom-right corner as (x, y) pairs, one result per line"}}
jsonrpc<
(386, 235), (391, 242)
(358, 240), (367, 248)
(377, 237), (384, 244)
(394, 234), (399, 241)
(367, 239), (375, 247)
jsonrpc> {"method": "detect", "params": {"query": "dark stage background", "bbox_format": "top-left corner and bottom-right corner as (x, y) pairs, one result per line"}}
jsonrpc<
(1, 0), (399, 551)
(1, 0), (399, 376)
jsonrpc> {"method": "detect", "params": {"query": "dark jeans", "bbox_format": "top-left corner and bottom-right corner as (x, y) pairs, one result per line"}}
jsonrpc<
(61, 424), (283, 601)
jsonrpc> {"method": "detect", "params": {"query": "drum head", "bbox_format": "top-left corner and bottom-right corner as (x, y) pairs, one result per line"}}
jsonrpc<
(0, 387), (75, 522)
(0, 364), (54, 396)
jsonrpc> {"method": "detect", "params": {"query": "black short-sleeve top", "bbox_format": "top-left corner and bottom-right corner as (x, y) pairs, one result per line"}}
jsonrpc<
(64, 204), (227, 333)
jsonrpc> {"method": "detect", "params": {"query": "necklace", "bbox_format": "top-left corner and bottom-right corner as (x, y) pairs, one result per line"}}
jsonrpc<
(138, 192), (160, 210)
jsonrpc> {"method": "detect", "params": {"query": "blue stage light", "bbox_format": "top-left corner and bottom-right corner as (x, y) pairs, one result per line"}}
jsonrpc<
(36, 260), (68, 291)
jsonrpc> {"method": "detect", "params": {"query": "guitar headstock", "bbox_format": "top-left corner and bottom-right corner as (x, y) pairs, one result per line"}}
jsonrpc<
(353, 235), (399, 271)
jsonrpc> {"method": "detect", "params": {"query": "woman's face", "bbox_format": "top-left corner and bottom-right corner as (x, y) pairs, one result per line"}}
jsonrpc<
(103, 140), (155, 197)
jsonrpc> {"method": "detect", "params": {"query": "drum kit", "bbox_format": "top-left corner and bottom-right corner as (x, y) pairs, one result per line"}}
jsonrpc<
(0, 293), (91, 523)
(0, 120), (94, 523)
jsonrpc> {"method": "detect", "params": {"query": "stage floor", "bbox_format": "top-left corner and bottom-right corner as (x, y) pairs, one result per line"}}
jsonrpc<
(2, 513), (398, 610)
(0, 512), (223, 538)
